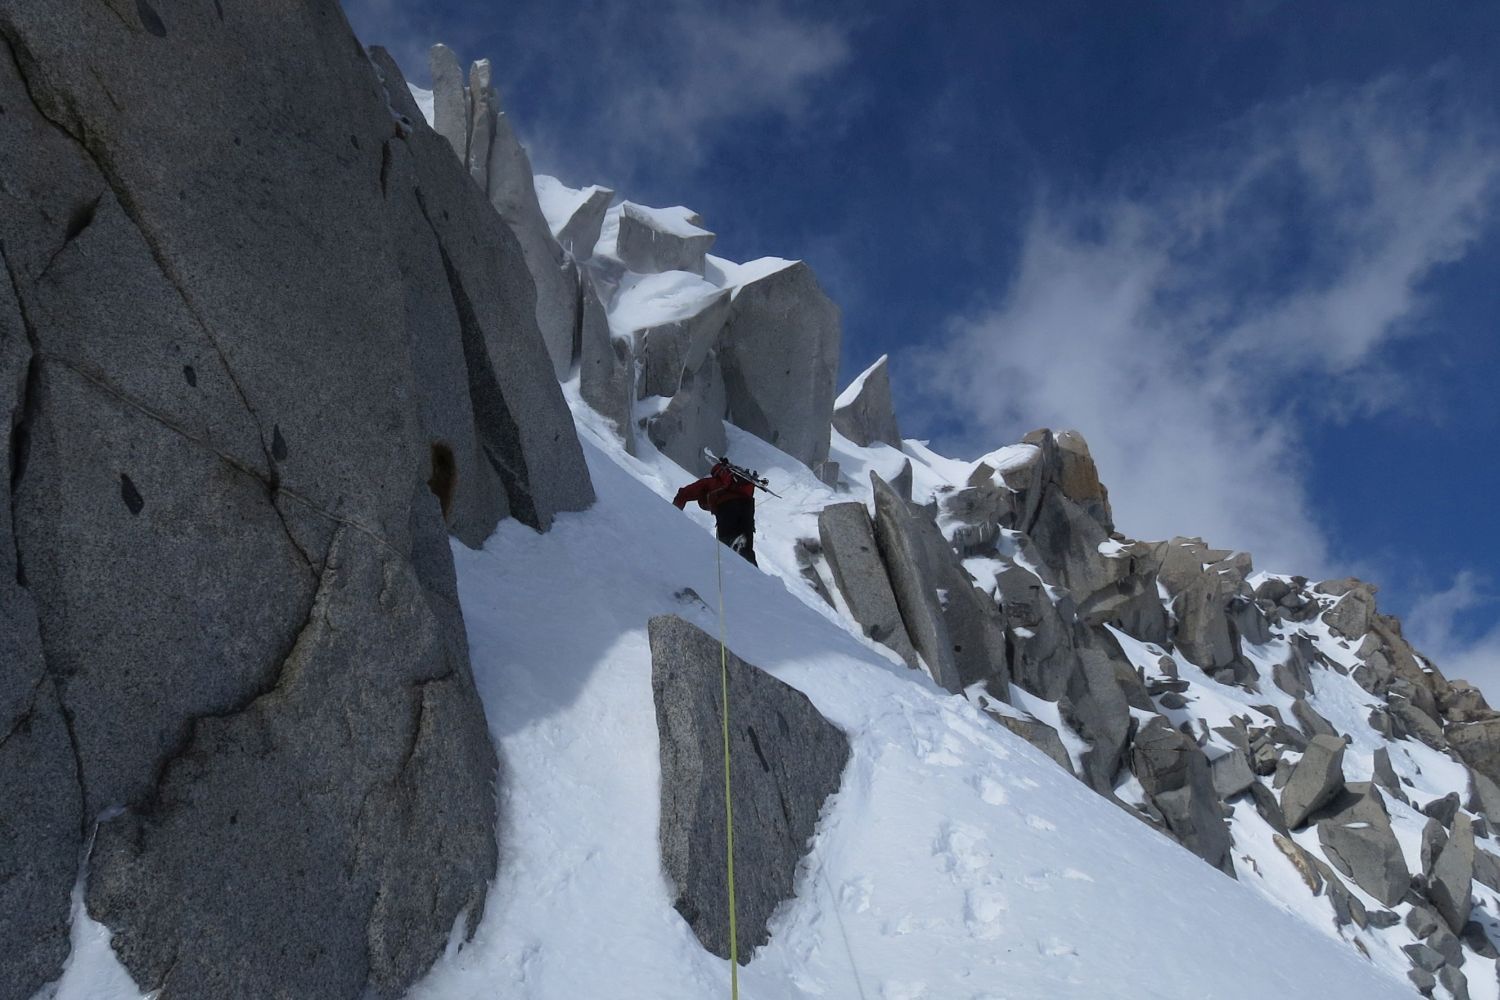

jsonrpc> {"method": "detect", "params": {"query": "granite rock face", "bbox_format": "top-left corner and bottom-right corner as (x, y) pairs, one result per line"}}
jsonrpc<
(831, 354), (902, 448)
(818, 501), (920, 668)
(649, 615), (849, 961)
(0, 9), (595, 996)
(869, 473), (963, 692)
(1429, 813), (1477, 933)
(720, 261), (841, 469)
(647, 350), (728, 473)
(1131, 717), (1235, 875)
(575, 265), (635, 452)
(636, 289), (732, 400)
(617, 203), (716, 275)
(557, 185), (615, 259)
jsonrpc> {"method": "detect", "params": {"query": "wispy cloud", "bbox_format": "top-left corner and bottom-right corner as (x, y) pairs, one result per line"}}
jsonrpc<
(1405, 571), (1500, 699)
(915, 71), (1500, 577)
(342, 0), (855, 191)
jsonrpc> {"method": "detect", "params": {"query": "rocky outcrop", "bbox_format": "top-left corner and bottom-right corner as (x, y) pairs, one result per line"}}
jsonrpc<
(1131, 717), (1235, 875)
(616, 203), (716, 276)
(1280, 735), (1346, 829)
(636, 289), (732, 400)
(870, 473), (1010, 697)
(1313, 783), (1410, 906)
(533, 178), (615, 259)
(575, 266), (634, 452)
(1447, 718), (1500, 787)
(423, 49), (579, 378)
(1428, 813), (1476, 934)
(0, 9), (596, 996)
(646, 350), (727, 473)
(649, 615), (849, 962)
(832, 354), (902, 448)
(818, 502), (920, 668)
(428, 44), (469, 160)
(720, 261), (840, 469)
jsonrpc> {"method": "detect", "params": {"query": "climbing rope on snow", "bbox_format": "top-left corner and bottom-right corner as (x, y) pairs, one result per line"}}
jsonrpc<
(714, 538), (742, 1000)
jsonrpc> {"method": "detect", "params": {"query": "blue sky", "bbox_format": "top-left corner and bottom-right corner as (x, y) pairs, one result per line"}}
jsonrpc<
(343, 0), (1500, 690)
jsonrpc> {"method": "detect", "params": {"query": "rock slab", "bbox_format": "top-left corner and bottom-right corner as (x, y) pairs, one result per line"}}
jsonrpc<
(650, 615), (849, 962)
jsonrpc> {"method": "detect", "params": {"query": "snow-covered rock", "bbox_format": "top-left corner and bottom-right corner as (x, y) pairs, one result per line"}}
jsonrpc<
(617, 203), (717, 276)
(831, 354), (901, 448)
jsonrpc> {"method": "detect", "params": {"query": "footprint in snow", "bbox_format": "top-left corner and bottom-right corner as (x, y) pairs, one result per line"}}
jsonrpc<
(881, 981), (929, 1000)
(1025, 814), (1056, 832)
(963, 886), (1010, 940)
(973, 774), (1008, 805)
(1037, 936), (1078, 958)
(840, 876), (873, 913)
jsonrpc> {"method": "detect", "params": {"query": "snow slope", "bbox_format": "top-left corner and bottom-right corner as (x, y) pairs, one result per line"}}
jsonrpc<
(404, 402), (1414, 1000)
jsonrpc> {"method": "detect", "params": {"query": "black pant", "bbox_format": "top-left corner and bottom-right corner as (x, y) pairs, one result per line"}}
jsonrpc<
(714, 497), (757, 566)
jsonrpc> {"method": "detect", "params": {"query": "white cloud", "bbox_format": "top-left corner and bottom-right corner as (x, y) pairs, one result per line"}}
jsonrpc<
(915, 73), (1500, 577)
(1405, 571), (1500, 701)
(523, 0), (853, 186)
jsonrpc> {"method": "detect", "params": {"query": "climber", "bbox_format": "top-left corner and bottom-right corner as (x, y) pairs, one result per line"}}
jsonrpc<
(673, 458), (758, 566)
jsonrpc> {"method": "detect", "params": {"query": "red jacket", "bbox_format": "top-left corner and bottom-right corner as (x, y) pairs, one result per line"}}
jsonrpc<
(673, 465), (754, 512)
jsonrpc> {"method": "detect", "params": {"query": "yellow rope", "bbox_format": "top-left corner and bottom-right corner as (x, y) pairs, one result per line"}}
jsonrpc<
(715, 539), (741, 999)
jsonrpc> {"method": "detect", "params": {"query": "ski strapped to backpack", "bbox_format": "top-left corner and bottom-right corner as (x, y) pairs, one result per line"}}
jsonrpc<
(705, 450), (782, 498)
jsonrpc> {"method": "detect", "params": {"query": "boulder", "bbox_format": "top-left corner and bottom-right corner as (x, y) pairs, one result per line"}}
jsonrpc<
(1448, 718), (1500, 787)
(1249, 782), (1290, 834)
(996, 563), (1079, 701)
(635, 289), (732, 399)
(557, 186), (614, 260)
(1053, 431), (1112, 526)
(1429, 813), (1477, 934)
(831, 354), (902, 448)
(1423, 792), (1461, 829)
(1314, 783), (1411, 906)
(817, 502), (920, 669)
(1320, 581), (1377, 640)
(1291, 698), (1339, 740)
(616, 202), (716, 275)
(1408, 904), (1443, 939)
(1467, 767), (1500, 820)
(719, 260), (840, 469)
(428, 44), (469, 160)
(649, 615), (849, 961)
(1211, 748), (1257, 799)
(1461, 920), (1499, 959)
(1440, 680), (1495, 724)
(1130, 717), (1235, 875)
(1061, 630), (1134, 793)
(575, 266), (634, 452)
(646, 350), (727, 473)
(1421, 819), (1450, 876)
(1372, 747), (1409, 804)
(868, 473), (961, 693)
(986, 711), (1075, 775)
(791, 538), (834, 607)
(1474, 848), (1500, 892)
(1437, 966), (1470, 1000)
(1158, 539), (1245, 676)
(1280, 734), (1346, 828)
